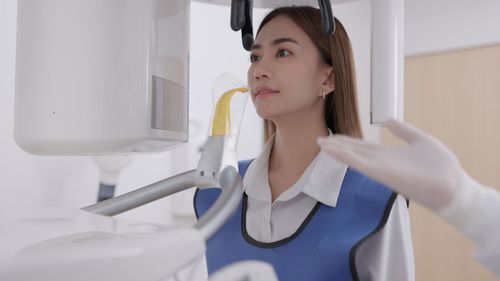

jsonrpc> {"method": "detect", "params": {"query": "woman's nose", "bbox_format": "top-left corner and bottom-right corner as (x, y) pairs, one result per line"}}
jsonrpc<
(253, 60), (272, 80)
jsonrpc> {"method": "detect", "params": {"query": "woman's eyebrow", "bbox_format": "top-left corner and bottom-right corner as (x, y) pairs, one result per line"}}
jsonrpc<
(250, 37), (299, 51)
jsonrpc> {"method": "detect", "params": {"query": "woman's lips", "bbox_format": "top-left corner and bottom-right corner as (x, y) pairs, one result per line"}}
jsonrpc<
(256, 89), (279, 98)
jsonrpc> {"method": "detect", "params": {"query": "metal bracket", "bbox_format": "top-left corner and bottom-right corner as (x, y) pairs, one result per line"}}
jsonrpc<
(231, 0), (336, 51)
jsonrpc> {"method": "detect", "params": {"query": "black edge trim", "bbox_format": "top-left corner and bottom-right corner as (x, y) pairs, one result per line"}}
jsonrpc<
(241, 193), (322, 249)
(349, 192), (399, 281)
(193, 188), (201, 219)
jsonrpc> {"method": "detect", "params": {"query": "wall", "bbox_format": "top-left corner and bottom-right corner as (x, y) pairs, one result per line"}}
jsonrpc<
(405, 0), (500, 57)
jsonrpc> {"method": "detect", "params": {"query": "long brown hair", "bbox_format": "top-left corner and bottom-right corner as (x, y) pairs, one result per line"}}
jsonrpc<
(258, 6), (363, 142)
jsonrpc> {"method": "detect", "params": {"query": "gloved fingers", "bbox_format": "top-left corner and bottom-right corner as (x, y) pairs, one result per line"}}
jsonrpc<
(319, 138), (373, 172)
(318, 137), (408, 191)
(385, 118), (425, 143)
(320, 135), (383, 156)
(317, 136), (384, 168)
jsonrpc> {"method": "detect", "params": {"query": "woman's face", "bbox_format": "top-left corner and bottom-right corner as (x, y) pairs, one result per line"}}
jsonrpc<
(247, 16), (333, 121)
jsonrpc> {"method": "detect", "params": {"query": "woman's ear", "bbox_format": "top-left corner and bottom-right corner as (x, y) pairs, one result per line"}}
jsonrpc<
(322, 67), (335, 94)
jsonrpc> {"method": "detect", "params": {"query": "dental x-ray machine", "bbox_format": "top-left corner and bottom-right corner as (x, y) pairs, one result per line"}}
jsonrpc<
(0, 0), (403, 280)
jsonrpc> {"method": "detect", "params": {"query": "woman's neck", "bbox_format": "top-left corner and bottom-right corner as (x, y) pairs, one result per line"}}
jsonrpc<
(267, 111), (329, 200)
(270, 121), (328, 170)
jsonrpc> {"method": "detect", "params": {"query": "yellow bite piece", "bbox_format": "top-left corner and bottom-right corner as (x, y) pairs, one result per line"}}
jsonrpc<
(211, 87), (249, 136)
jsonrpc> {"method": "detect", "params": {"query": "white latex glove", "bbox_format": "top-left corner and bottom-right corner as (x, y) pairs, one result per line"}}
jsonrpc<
(317, 119), (466, 211)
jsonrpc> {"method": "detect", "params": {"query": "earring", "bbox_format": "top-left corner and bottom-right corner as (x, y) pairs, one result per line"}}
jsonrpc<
(322, 90), (326, 99)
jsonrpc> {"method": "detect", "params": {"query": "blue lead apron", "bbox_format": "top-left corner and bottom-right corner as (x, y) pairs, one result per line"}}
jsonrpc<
(194, 159), (397, 281)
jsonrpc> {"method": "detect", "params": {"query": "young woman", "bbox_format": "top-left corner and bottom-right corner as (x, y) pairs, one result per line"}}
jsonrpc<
(195, 6), (414, 281)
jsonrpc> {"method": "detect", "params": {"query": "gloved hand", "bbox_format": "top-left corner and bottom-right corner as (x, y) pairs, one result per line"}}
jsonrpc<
(317, 118), (467, 211)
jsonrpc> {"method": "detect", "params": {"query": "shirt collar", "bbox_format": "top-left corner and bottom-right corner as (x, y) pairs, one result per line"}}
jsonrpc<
(242, 129), (347, 207)
(302, 151), (347, 207)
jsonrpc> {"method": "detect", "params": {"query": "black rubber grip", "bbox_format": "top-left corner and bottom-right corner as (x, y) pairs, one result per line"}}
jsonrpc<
(319, 0), (336, 35)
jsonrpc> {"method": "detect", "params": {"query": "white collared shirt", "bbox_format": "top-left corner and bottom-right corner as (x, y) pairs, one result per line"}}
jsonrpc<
(242, 133), (415, 281)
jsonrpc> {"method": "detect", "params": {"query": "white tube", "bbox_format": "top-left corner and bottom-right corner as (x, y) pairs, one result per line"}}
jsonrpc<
(370, 0), (404, 124)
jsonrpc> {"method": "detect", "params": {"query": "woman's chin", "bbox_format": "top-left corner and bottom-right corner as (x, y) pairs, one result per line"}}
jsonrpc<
(256, 112), (271, 120)
(256, 111), (284, 122)
(255, 108), (275, 120)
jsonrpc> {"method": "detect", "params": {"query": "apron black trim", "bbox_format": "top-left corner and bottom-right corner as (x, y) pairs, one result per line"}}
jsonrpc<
(193, 188), (201, 219)
(194, 188), (322, 249)
(241, 192), (322, 249)
(348, 192), (399, 281)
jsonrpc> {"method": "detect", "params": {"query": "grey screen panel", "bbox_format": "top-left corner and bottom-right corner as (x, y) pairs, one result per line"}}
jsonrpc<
(151, 76), (188, 133)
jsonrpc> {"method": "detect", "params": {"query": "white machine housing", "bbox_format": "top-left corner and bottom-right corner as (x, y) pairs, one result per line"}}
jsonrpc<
(14, 0), (190, 154)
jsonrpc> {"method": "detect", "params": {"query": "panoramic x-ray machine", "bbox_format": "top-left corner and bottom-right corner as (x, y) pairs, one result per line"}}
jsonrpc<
(0, 0), (403, 280)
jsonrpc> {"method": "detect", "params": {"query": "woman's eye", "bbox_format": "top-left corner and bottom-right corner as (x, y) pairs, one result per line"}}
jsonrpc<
(277, 49), (291, 57)
(250, 54), (261, 63)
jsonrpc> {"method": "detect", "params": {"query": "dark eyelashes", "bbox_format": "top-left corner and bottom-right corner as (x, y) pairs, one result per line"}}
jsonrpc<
(249, 49), (291, 63)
